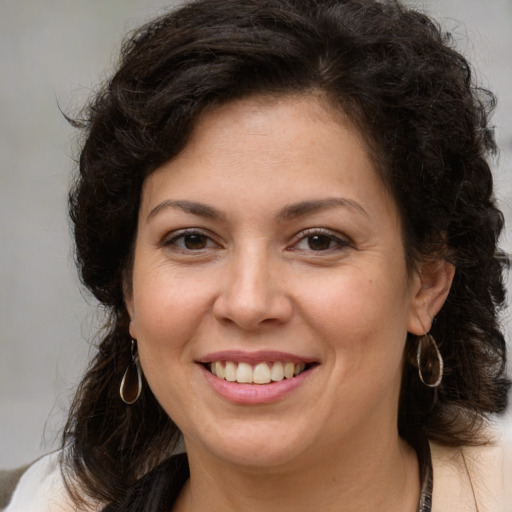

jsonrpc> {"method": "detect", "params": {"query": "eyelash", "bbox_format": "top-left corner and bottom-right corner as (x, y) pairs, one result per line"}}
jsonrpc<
(162, 228), (351, 254)
(289, 228), (351, 253)
(162, 229), (219, 252)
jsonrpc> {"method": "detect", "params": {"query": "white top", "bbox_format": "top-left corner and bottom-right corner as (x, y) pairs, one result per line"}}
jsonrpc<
(4, 436), (512, 511)
(3, 452), (68, 512)
(2, 452), (102, 512)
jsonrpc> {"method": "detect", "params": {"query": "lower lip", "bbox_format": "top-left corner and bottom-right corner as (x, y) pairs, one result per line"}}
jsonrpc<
(200, 365), (314, 404)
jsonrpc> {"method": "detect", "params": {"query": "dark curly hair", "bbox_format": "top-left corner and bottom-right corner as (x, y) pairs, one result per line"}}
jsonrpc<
(62, 0), (510, 506)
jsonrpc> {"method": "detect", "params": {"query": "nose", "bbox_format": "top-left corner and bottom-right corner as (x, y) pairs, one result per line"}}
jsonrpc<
(213, 247), (293, 330)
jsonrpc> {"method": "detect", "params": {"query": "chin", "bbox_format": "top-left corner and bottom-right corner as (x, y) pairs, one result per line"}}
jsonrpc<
(214, 442), (306, 470)
(184, 423), (314, 470)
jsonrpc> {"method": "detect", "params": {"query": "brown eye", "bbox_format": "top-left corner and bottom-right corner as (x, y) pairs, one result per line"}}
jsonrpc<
(182, 233), (209, 250)
(307, 234), (334, 251)
(166, 231), (216, 251)
(291, 229), (350, 253)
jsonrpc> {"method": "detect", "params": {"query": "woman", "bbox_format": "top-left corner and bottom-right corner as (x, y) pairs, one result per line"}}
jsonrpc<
(3, 0), (510, 510)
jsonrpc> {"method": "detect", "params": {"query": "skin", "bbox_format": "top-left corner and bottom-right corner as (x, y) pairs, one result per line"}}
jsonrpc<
(126, 93), (454, 512)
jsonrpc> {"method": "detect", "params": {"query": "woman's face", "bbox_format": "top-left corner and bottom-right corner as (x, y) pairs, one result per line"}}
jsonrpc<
(126, 94), (435, 469)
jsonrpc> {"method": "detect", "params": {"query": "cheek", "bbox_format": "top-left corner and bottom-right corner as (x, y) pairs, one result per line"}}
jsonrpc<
(130, 268), (212, 358)
(130, 271), (211, 417)
(300, 270), (411, 364)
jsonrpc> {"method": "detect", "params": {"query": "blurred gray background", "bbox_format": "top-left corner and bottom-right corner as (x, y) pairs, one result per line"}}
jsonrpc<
(1, 0), (511, 469)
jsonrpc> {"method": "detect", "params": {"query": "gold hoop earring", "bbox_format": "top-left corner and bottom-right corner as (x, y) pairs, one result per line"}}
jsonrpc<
(120, 339), (142, 404)
(416, 333), (443, 388)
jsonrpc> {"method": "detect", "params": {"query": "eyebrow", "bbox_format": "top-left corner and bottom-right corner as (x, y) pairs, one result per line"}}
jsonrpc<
(277, 198), (370, 221)
(147, 197), (369, 223)
(147, 200), (226, 222)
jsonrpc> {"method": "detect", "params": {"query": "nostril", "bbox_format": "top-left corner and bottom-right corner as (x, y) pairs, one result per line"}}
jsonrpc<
(213, 289), (293, 331)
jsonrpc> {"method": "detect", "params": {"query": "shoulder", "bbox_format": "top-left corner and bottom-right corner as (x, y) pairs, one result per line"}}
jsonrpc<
(0, 463), (30, 510)
(2, 451), (189, 512)
(1, 452), (102, 512)
(430, 425), (512, 512)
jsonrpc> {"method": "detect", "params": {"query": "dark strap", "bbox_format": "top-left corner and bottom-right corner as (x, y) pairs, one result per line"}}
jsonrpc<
(415, 434), (433, 512)
(101, 452), (189, 512)
(102, 437), (433, 511)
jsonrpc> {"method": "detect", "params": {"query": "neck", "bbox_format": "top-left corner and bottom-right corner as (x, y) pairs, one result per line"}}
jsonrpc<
(174, 429), (420, 512)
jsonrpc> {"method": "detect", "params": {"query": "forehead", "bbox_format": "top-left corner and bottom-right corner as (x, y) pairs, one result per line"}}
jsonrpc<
(140, 93), (397, 226)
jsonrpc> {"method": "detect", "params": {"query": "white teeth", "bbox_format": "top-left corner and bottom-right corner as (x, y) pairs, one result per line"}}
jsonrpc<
(284, 362), (295, 379)
(208, 360), (308, 384)
(253, 362), (271, 384)
(271, 361), (284, 381)
(236, 362), (253, 383)
(214, 361), (225, 379)
(294, 363), (306, 376)
(225, 361), (237, 382)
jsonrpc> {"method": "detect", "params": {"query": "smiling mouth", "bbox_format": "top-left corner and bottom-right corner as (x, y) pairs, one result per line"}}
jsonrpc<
(205, 361), (314, 384)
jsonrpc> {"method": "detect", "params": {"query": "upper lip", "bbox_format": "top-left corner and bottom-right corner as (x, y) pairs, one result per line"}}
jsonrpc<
(196, 350), (318, 365)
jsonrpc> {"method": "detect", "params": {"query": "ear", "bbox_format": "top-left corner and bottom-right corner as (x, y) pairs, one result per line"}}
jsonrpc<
(407, 260), (455, 335)
(125, 297), (138, 340)
(123, 275), (138, 339)
(128, 321), (138, 340)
